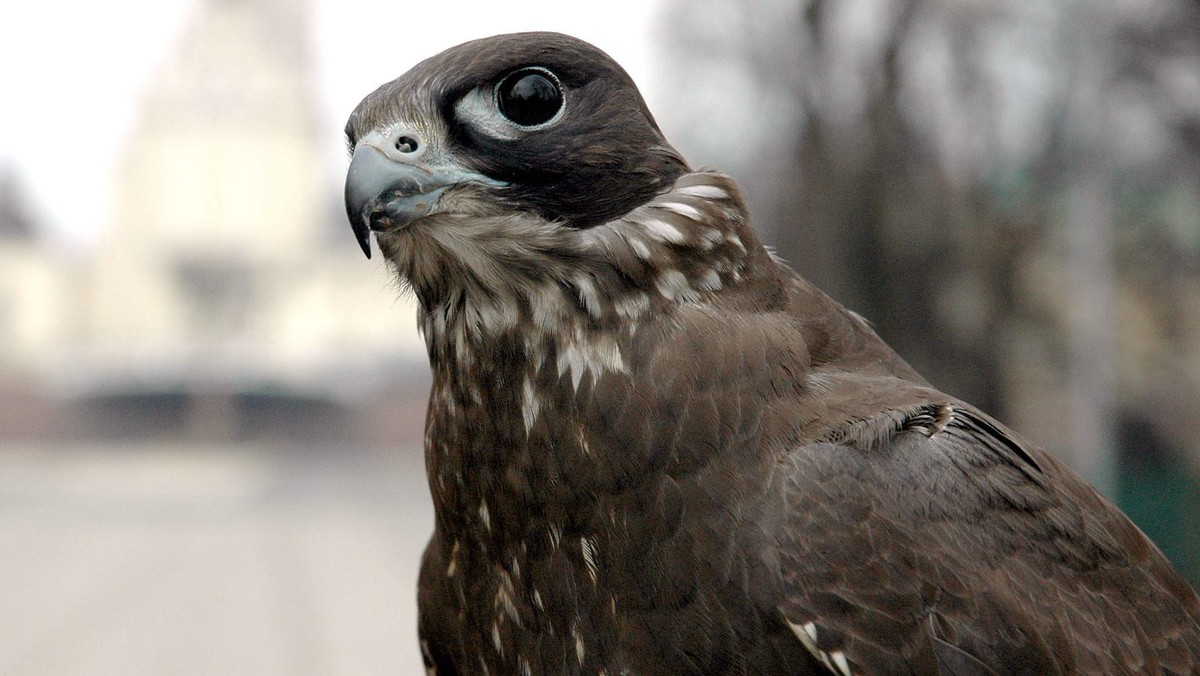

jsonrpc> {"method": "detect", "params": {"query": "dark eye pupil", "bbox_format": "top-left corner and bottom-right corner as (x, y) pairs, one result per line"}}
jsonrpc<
(497, 69), (563, 126)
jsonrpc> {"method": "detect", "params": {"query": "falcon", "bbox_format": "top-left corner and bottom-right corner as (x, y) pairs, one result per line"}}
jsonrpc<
(343, 32), (1200, 674)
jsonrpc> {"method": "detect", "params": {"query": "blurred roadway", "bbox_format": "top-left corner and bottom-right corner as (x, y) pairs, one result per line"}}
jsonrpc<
(0, 441), (433, 675)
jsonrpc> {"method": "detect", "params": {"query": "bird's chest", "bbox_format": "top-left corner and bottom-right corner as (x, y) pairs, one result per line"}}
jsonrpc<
(421, 325), (670, 522)
(417, 350), (602, 653)
(420, 514), (623, 673)
(419, 376), (706, 673)
(416, 323), (775, 672)
(418, 471), (709, 675)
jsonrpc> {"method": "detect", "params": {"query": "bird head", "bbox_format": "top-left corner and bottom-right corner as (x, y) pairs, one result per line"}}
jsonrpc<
(344, 33), (757, 348)
(344, 32), (688, 258)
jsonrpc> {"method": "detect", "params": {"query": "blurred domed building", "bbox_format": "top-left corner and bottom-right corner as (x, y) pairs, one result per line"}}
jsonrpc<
(1, 0), (426, 438)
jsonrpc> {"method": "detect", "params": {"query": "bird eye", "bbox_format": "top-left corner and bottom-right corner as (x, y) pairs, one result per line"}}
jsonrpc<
(496, 68), (564, 127)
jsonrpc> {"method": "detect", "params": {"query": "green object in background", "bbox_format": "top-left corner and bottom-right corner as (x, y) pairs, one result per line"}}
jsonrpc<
(1117, 422), (1200, 591)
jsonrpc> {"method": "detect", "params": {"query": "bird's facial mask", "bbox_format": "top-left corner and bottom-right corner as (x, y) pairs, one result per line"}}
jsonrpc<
(344, 124), (506, 258)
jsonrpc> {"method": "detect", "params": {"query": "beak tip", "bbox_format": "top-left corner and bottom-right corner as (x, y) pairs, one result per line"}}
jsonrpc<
(351, 217), (373, 259)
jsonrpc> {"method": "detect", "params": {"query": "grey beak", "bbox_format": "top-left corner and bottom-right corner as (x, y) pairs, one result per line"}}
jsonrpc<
(343, 128), (508, 259)
(344, 144), (449, 259)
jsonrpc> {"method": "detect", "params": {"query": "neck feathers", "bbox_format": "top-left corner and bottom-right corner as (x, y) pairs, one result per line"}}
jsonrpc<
(400, 172), (758, 370)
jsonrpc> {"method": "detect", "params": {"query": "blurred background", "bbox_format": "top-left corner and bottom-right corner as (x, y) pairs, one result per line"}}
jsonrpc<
(0, 0), (1197, 673)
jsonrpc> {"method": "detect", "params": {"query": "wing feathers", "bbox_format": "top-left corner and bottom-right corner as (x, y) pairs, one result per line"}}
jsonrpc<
(776, 394), (1200, 673)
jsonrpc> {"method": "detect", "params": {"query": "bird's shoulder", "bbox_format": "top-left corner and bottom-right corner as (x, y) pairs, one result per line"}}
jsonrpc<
(768, 386), (1200, 674)
(630, 263), (1200, 673)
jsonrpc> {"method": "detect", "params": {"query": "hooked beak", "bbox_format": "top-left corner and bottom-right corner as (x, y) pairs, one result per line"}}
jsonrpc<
(343, 127), (504, 259)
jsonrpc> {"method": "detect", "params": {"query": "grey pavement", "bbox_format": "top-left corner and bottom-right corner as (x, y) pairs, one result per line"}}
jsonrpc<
(0, 441), (434, 675)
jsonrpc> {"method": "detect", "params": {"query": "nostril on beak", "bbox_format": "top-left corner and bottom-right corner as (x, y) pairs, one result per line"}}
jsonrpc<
(395, 136), (419, 153)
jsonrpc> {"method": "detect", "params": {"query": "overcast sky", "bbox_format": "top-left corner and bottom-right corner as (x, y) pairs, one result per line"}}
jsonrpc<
(0, 0), (663, 246)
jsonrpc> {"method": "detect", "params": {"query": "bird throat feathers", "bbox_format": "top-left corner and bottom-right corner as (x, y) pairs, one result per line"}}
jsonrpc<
(384, 172), (762, 379)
